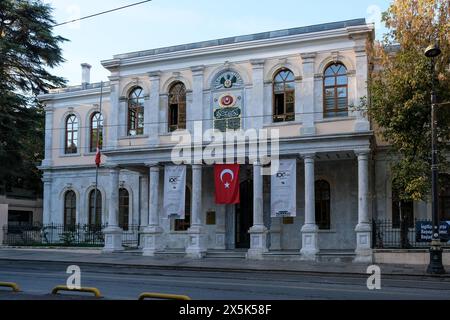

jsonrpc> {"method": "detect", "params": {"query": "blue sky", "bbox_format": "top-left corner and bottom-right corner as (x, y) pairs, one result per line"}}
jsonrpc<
(43, 0), (391, 85)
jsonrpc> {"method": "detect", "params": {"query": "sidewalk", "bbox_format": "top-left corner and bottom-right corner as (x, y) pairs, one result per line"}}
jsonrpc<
(0, 247), (448, 278)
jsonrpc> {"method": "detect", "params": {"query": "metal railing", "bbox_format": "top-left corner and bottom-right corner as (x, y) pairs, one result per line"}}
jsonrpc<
(372, 219), (450, 249)
(2, 223), (141, 248)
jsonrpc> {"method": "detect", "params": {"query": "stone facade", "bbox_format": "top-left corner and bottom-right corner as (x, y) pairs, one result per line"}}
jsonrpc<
(38, 19), (438, 262)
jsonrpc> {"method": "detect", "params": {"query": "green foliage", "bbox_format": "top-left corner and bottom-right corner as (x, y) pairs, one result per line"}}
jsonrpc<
(0, 0), (67, 193)
(369, 0), (450, 201)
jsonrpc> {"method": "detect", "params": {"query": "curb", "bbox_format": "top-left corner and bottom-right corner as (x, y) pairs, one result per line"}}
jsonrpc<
(0, 257), (448, 280)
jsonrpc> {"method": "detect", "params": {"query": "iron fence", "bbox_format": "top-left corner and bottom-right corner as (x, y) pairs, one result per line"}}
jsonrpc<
(372, 219), (450, 249)
(121, 225), (140, 248)
(2, 223), (141, 248)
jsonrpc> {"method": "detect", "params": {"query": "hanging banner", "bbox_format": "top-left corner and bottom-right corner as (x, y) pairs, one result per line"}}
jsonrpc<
(271, 159), (297, 217)
(163, 165), (186, 219)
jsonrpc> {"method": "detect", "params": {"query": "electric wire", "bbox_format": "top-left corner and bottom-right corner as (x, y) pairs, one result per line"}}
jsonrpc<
(53, 0), (152, 27)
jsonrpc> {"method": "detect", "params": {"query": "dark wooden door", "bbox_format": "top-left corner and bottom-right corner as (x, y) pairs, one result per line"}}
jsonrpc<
(235, 180), (253, 248)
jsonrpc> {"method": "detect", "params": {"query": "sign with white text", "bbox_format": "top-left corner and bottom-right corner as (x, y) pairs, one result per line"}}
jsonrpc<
(271, 159), (297, 217)
(163, 165), (186, 219)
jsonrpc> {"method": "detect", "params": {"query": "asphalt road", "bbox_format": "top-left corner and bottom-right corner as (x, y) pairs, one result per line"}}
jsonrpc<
(0, 260), (449, 300)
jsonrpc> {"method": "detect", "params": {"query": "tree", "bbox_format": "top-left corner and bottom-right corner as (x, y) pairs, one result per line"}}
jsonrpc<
(369, 0), (450, 202)
(0, 0), (66, 194)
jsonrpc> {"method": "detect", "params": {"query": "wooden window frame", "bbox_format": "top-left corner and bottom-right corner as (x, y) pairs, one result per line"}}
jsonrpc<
(64, 190), (76, 227)
(127, 87), (145, 136)
(168, 82), (187, 132)
(65, 115), (78, 154)
(323, 63), (348, 118)
(272, 68), (295, 123)
(90, 112), (103, 153)
(119, 188), (130, 230)
(88, 189), (102, 226)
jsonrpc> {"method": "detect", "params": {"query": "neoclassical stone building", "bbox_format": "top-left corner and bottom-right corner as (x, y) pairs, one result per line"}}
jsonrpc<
(38, 18), (449, 262)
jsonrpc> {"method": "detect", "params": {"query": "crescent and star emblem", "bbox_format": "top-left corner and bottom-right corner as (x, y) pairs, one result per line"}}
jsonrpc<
(220, 169), (235, 189)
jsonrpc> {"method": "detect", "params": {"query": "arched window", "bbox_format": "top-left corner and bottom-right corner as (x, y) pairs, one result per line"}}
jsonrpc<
(323, 63), (348, 118)
(168, 82), (187, 132)
(273, 69), (295, 123)
(315, 180), (331, 230)
(439, 174), (450, 221)
(119, 188), (130, 230)
(88, 189), (102, 226)
(128, 87), (145, 136)
(90, 112), (103, 153)
(65, 115), (78, 154)
(175, 187), (191, 231)
(64, 190), (76, 227)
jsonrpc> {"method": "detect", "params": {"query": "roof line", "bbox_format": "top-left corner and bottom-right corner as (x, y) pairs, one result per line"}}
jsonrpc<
(113, 18), (367, 60)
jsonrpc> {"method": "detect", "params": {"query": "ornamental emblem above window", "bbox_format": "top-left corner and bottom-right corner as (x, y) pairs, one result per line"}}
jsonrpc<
(213, 70), (243, 90)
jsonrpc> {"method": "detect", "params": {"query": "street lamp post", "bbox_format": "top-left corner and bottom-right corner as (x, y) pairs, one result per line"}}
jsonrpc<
(425, 43), (445, 274)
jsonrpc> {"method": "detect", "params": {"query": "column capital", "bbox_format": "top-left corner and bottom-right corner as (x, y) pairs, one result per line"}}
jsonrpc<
(250, 59), (265, 69)
(105, 164), (121, 173)
(145, 162), (160, 169)
(355, 149), (371, 158)
(301, 152), (316, 161)
(301, 52), (317, 63)
(192, 164), (203, 171)
(148, 71), (162, 80)
(108, 75), (120, 83)
(191, 65), (205, 75)
(44, 105), (54, 113)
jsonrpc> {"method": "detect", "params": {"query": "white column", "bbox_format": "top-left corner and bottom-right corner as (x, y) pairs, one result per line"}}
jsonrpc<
(107, 77), (120, 148)
(42, 106), (54, 167)
(188, 66), (204, 133)
(142, 164), (163, 256)
(300, 53), (317, 136)
(42, 173), (52, 225)
(139, 174), (149, 248)
(300, 153), (319, 260)
(249, 59), (265, 130)
(103, 166), (123, 252)
(354, 150), (372, 262)
(353, 41), (370, 132)
(148, 71), (161, 144)
(186, 165), (207, 258)
(247, 162), (268, 260)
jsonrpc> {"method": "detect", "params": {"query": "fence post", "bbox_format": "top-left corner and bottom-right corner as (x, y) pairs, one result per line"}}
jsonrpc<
(372, 220), (376, 249)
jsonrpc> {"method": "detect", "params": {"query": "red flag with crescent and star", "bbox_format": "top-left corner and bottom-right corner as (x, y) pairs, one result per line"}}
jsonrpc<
(95, 145), (101, 167)
(214, 164), (240, 204)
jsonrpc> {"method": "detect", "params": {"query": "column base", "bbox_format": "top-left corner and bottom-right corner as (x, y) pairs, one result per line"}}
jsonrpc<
(142, 226), (164, 256)
(246, 225), (268, 260)
(300, 224), (319, 261)
(354, 223), (373, 263)
(103, 227), (124, 253)
(186, 225), (207, 259)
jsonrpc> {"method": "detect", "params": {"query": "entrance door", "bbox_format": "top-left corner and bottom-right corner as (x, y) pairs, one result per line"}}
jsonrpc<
(235, 179), (253, 248)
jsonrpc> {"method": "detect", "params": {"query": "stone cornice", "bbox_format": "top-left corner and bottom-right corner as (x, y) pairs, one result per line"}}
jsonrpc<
(106, 25), (372, 69)
(38, 86), (111, 102)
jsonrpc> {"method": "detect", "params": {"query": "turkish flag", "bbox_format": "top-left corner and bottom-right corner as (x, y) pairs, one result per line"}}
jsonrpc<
(95, 146), (101, 167)
(214, 164), (240, 204)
